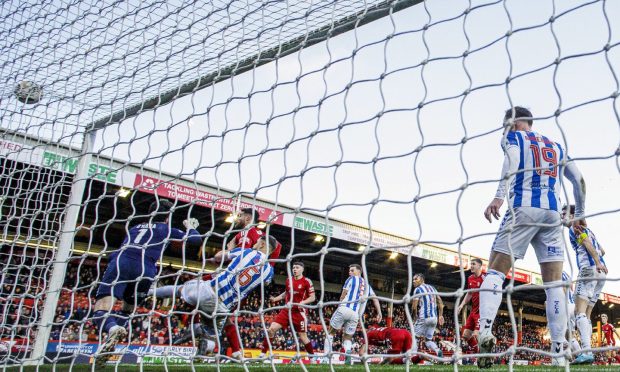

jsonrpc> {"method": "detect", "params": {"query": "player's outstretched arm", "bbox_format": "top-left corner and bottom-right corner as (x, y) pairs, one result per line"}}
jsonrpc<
(301, 291), (316, 306)
(411, 297), (419, 322)
(359, 343), (368, 357)
(484, 146), (518, 222)
(183, 218), (199, 230)
(484, 198), (504, 223)
(173, 218), (201, 246)
(206, 249), (230, 264)
(457, 292), (471, 313)
(340, 277), (351, 302)
(226, 239), (236, 250)
(579, 233), (607, 274)
(372, 298), (383, 323)
(563, 160), (586, 228)
(269, 292), (286, 303)
(436, 295), (445, 326)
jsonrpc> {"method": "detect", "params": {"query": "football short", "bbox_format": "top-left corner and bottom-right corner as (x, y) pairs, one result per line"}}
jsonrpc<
(96, 255), (156, 302)
(464, 312), (480, 331)
(414, 317), (437, 340)
(491, 207), (564, 263)
(273, 309), (308, 333)
(387, 329), (413, 353)
(181, 279), (229, 332)
(575, 266), (606, 306)
(330, 306), (359, 335)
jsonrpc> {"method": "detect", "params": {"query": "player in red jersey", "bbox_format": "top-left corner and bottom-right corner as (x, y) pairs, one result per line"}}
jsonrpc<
(227, 207), (281, 265)
(361, 326), (413, 364)
(260, 261), (316, 359)
(456, 258), (485, 353)
(201, 207), (280, 361)
(601, 314), (620, 364)
(228, 207), (263, 249)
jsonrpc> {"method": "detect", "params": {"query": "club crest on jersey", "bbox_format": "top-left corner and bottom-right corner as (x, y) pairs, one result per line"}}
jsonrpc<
(547, 246), (563, 256)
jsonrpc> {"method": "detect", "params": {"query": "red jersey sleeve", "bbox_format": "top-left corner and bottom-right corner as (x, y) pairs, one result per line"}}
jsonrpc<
(304, 277), (315, 296)
(268, 241), (282, 267)
(283, 278), (291, 303)
(247, 227), (263, 246)
(234, 227), (263, 249)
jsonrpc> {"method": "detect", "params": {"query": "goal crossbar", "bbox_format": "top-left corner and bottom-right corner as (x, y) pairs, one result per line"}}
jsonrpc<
(89, 0), (423, 132)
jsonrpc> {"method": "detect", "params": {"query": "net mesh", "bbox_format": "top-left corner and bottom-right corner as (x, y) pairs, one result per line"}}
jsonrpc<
(1, 0), (619, 369)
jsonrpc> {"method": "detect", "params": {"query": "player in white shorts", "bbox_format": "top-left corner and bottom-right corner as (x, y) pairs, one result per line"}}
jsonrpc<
(148, 235), (276, 357)
(324, 264), (381, 364)
(479, 107), (586, 369)
(411, 273), (444, 362)
(563, 205), (607, 365)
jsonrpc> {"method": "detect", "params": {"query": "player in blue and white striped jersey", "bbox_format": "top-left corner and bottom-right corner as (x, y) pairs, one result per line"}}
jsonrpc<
(563, 205), (607, 365)
(148, 235), (276, 357)
(324, 264), (382, 364)
(411, 273), (444, 360)
(569, 226), (606, 271)
(479, 107), (587, 369)
(564, 204), (606, 275)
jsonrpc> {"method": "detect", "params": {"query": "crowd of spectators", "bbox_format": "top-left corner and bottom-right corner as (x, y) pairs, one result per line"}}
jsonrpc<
(45, 264), (565, 365)
(0, 252), (45, 343)
(0, 248), (616, 365)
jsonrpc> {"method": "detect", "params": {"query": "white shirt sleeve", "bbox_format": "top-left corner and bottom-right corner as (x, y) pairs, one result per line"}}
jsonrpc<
(495, 146), (520, 199)
(367, 283), (375, 297)
(563, 161), (586, 217)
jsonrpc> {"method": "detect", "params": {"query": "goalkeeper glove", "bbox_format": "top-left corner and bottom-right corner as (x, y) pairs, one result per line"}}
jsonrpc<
(183, 218), (199, 230)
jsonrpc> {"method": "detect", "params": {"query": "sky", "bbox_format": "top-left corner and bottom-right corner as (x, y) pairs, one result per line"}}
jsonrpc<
(2, 1), (619, 292)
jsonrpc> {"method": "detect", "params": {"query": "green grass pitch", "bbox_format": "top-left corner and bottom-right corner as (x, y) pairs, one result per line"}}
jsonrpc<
(5, 365), (619, 372)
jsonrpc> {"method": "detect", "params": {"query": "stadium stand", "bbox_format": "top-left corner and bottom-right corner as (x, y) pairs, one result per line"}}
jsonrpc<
(1, 248), (615, 365)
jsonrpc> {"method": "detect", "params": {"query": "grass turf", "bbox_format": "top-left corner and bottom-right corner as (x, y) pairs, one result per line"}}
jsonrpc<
(3, 365), (619, 372)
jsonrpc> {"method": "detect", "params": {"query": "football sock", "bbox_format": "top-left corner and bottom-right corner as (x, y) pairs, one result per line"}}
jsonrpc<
(479, 270), (506, 338)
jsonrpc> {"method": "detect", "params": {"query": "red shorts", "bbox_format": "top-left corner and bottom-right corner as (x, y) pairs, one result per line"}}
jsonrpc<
(387, 329), (413, 353)
(464, 312), (480, 331)
(604, 339), (615, 347)
(273, 309), (307, 333)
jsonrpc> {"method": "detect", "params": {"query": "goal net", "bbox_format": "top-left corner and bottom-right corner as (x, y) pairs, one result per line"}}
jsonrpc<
(1, 0), (619, 368)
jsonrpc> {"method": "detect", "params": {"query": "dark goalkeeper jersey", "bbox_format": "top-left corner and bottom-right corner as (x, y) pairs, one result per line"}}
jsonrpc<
(115, 222), (201, 265)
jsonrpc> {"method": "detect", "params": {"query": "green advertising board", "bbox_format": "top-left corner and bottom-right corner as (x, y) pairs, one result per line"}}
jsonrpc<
(42, 151), (118, 183)
(293, 216), (333, 236)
